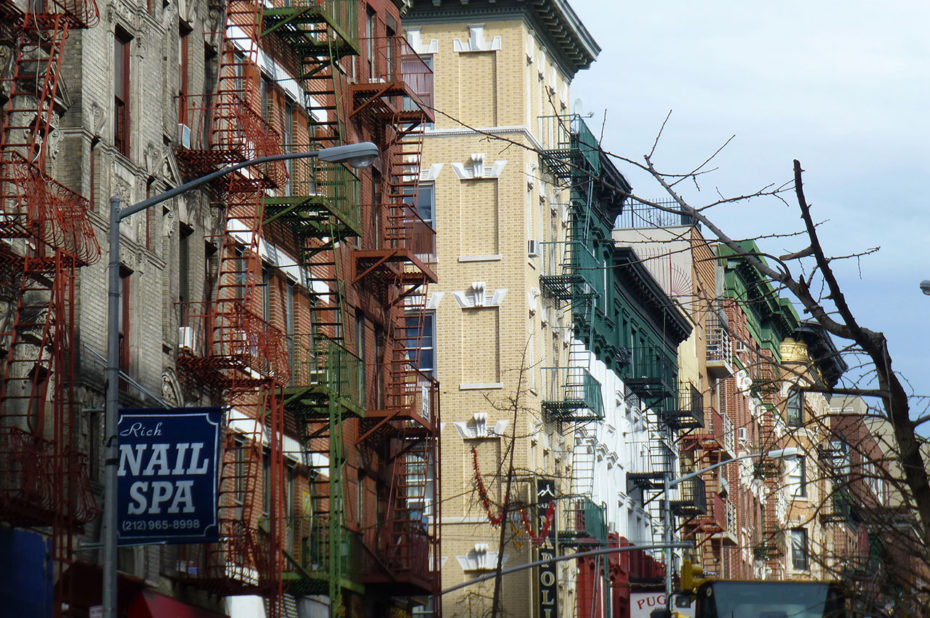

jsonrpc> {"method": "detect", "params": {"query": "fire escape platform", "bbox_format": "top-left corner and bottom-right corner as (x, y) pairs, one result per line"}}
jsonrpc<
(174, 149), (244, 182)
(283, 384), (366, 419)
(261, 6), (360, 59)
(352, 249), (437, 285)
(264, 194), (363, 240)
(539, 273), (584, 301)
(349, 81), (434, 123)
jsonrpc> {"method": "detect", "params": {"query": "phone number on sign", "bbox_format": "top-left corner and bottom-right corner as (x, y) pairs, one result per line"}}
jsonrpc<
(121, 519), (201, 532)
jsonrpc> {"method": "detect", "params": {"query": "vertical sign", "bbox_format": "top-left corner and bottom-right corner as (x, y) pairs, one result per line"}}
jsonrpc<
(536, 479), (558, 618)
(117, 407), (221, 545)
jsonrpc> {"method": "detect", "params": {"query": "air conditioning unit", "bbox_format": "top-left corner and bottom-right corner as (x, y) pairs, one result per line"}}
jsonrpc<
(178, 326), (196, 354)
(178, 123), (192, 148)
(737, 427), (749, 444)
(528, 239), (540, 257)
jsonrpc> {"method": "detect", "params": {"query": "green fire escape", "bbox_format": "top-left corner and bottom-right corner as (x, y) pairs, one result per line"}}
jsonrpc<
(259, 0), (361, 610)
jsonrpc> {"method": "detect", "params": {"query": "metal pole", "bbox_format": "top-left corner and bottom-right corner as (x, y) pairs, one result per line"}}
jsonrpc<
(102, 195), (122, 618)
(664, 473), (672, 610)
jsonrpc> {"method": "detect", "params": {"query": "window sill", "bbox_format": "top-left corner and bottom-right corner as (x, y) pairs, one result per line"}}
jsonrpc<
(460, 383), (504, 391)
(458, 254), (501, 263)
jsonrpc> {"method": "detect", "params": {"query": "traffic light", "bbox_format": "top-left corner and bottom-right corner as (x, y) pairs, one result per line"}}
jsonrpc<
(680, 559), (710, 594)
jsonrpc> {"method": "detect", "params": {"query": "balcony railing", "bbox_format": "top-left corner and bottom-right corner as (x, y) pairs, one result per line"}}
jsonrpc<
(663, 384), (704, 430)
(283, 516), (362, 591)
(723, 414), (736, 455)
(616, 198), (696, 230)
(706, 322), (734, 378)
(262, 0), (359, 57)
(670, 476), (707, 518)
(355, 36), (434, 116)
(286, 334), (365, 416)
(176, 94), (287, 186)
(541, 367), (604, 422)
(34, 0), (99, 28)
(563, 497), (607, 542)
(0, 427), (98, 527)
(177, 302), (291, 386)
(265, 158), (362, 239)
(538, 239), (603, 302)
(623, 347), (677, 400)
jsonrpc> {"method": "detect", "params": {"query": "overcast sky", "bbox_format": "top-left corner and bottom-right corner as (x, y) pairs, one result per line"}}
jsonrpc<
(569, 1), (930, 420)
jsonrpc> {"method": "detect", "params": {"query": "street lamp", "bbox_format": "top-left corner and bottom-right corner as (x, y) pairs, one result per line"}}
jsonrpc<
(920, 280), (930, 296)
(661, 448), (799, 610)
(101, 142), (378, 617)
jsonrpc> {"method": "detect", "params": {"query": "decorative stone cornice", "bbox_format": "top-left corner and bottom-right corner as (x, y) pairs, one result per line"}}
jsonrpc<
(405, 0), (599, 77)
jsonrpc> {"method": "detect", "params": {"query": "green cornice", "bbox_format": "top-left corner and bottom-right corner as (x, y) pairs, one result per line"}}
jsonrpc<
(613, 246), (692, 346)
(717, 241), (799, 360)
(405, 0), (599, 77)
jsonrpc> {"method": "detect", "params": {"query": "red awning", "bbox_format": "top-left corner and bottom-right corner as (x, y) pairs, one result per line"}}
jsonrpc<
(129, 590), (228, 618)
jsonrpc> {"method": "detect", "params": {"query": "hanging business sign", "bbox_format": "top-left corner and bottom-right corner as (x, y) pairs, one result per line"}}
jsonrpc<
(536, 478), (558, 618)
(117, 407), (221, 545)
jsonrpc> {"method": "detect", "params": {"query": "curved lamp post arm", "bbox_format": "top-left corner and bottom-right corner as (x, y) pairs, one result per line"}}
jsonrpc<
(669, 448), (798, 489)
(119, 142), (378, 221)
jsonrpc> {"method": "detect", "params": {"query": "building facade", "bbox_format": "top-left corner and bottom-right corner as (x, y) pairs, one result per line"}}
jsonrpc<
(0, 0), (440, 616)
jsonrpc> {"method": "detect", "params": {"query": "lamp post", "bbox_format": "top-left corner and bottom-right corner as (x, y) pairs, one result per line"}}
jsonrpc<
(101, 142), (378, 617)
(920, 280), (930, 296)
(661, 447), (799, 611)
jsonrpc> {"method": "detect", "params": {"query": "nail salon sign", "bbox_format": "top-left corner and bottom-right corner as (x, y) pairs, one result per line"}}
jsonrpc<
(117, 407), (221, 545)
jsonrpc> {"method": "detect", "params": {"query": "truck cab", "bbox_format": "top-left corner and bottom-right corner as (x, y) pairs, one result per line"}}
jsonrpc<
(691, 580), (848, 618)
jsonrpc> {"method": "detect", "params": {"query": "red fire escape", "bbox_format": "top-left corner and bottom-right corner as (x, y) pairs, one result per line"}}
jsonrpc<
(680, 393), (737, 560)
(175, 0), (291, 612)
(0, 0), (100, 613)
(350, 35), (441, 600)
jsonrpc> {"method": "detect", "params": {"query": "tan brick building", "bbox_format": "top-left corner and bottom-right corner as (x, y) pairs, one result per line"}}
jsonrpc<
(404, 2), (600, 615)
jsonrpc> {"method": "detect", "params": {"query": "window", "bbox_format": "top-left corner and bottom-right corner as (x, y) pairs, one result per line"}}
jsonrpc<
(787, 456), (806, 498)
(262, 266), (272, 321)
(405, 311), (434, 377)
(262, 450), (271, 516)
(179, 224), (193, 325)
(786, 387), (802, 426)
(233, 436), (246, 507)
(365, 7), (376, 79)
(178, 22), (190, 124)
(285, 462), (296, 552)
(791, 527), (809, 570)
(114, 29), (131, 156)
(260, 75), (271, 122)
(385, 24), (395, 79)
(414, 182), (434, 227)
(357, 472), (365, 526)
(286, 280), (295, 370)
(283, 102), (294, 195)
(118, 267), (132, 376)
(234, 247), (246, 299)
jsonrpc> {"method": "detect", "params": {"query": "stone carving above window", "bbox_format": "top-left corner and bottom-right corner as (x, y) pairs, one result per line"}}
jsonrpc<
(452, 283), (506, 308)
(406, 28), (438, 55)
(453, 25), (501, 53)
(453, 415), (509, 439)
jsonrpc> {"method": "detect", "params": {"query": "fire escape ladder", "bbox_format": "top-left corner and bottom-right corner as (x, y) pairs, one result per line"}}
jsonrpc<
(175, 3), (289, 612)
(0, 16), (69, 170)
(283, 332), (367, 606)
(377, 435), (435, 588)
(261, 0), (359, 148)
(0, 255), (57, 419)
(567, 425), (601, 542)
